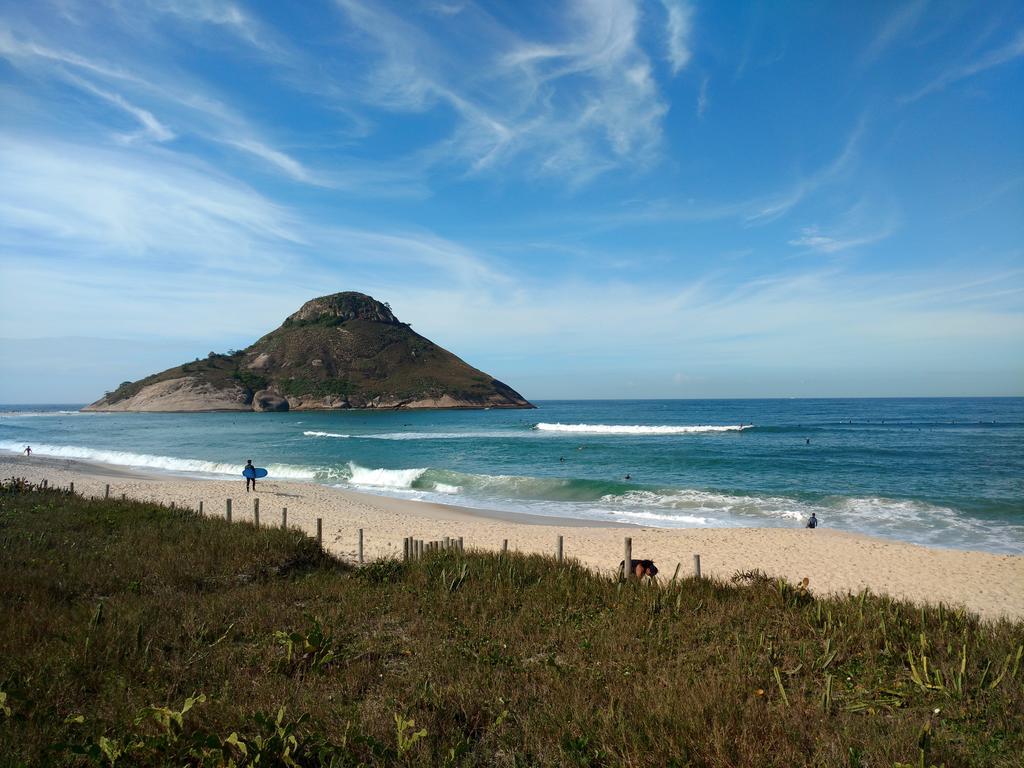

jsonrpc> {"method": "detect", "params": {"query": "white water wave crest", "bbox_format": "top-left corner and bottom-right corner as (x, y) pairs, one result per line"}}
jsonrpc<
(303, 431), (350, 438)
(361, 431), (530, 440)
(345, 462), (427, 489)
(534, 423), (750, 435)
(0, 410), (87, 418)
(0, 441), (317, 479)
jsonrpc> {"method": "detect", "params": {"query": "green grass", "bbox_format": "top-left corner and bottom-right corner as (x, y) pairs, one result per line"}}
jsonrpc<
(0, 482), (1021, 767)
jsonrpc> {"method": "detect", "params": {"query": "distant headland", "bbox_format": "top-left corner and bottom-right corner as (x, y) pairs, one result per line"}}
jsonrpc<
(83, 292), (533, 412)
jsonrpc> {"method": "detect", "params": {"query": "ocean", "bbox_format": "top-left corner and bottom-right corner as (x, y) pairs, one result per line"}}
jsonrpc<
(2, 398), (1022, 554)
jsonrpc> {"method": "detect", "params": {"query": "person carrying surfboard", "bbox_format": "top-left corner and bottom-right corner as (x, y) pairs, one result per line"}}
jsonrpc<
(244, 459), (257, 492)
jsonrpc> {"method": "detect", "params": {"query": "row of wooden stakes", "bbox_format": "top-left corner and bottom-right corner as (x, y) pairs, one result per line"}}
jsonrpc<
(48, 480), (704, 579)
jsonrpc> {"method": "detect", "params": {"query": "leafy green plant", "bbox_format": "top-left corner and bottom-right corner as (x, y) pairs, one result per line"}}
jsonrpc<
(394, 713), (427, 757)
(275, 617), (337, 675)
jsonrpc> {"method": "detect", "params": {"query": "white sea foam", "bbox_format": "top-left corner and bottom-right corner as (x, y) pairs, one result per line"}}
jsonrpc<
(303, 430), (350, 438)
(534, 422), (750, 435)
(0, 440), (316, 479)
(361, 431), (527, 441)
(346, 462), (426, 489)
(612, 509), (712, 525)
(433, 483), (461, 494)
(0, 409), (86, 418)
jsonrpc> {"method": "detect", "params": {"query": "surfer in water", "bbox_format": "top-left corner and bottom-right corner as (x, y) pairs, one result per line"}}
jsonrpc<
(244, 459), (257, 492)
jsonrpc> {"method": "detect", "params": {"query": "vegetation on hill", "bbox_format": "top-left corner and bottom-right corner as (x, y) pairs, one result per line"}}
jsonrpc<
(88, 292), (532, 410)
(0, 482), (1021, 766)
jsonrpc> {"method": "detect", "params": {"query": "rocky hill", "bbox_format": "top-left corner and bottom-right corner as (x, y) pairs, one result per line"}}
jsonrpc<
(84, 293), (533, 412)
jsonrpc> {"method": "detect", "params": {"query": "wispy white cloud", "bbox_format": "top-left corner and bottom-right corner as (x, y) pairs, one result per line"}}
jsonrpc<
(860, 0), (928, 66)
(904, 28), (1024, 101)
(0, 134), (501, 305)
(0, 21), (323, 184)
(744, 120), (864, 225)
(660, 0), (694, 75)
(63, 74), (175, 143)
(334, 0), (669, 185)
(787, 223), (895, 254)
(696, 75), (709, 118)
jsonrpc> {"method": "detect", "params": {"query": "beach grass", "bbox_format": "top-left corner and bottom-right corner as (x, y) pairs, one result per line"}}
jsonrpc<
(0, 481), (1021, 767)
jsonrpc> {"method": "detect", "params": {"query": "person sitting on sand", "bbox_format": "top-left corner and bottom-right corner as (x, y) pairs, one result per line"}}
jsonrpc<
(244, 459), (257, 492)
(619, 559), (659, 579)
(807, 513), (818, 529)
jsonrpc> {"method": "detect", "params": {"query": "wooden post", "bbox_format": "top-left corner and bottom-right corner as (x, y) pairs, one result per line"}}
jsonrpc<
(557, 535), (564, 563)
(226, 498), (232, 523)
(502, 538), (508, 554)
(199, 501), (204, 514)
(282, 507), (287, 528)
(693, 553), (701, 579)
(104, 484), (110, 499)
(69, 482), (74, 494)
(444, 536), (451, 550)
(253, 502), (259, 529)
(458, 536), (464, 552)
(316, 518), (323, 548)
(42, 479), (47, 489)
(403, 537), (409, 562)
(358, 528), (364, 564)
(623, 537), (633, 579)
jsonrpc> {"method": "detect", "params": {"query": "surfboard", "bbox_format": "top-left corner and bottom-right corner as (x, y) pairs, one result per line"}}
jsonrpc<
(242, 467), (268, 479)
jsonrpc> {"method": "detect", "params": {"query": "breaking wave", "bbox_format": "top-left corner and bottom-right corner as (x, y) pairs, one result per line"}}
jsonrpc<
(0, 441), (317, 479)
(534, 422), (750, 435)
(345, 462), (427, 488)
(303, 431), (350, 438)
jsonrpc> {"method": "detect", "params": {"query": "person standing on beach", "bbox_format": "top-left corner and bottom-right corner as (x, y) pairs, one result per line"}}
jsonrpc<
(244, 459), (257, 492)
(24, 445), (31, 457)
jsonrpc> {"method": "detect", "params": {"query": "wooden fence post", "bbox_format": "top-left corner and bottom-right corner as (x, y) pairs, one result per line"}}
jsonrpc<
(226, 498), (232, 523)
(693, 553), (701, 579)
(316, 518), (323, 549)
(557, 535), (564, 563)
(358, 528), (364, 564)
(69, 482), (74, 494)
(623, 537), (633, 579)
(282, 507), (287, 528)
(253, 500), (259, 528)
(458, 536), (464, 552)
(104, 484), (110, 499)
(502, 539), (508, 554)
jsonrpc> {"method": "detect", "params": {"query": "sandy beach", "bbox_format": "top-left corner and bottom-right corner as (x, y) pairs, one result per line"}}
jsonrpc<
(3, 454), (1022, 621)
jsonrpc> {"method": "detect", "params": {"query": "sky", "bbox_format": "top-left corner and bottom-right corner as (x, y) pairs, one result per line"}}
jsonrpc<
(0, 0), (1022, 402)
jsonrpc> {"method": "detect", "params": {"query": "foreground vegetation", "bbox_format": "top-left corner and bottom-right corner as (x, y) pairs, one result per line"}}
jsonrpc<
(0, 482), (1021, 767)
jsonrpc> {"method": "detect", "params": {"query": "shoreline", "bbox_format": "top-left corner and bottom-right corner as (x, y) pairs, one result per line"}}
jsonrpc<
(2, 454), (1023, 621)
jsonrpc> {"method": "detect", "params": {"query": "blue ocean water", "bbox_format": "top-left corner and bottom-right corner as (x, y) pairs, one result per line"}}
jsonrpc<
(2, 399), (1022, 554)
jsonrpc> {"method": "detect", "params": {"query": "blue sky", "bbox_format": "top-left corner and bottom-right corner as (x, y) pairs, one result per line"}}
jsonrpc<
(0, 0), (1022, 402)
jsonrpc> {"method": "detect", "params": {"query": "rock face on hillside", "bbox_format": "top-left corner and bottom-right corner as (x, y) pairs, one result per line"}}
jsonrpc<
(84, 292), (533, 412)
